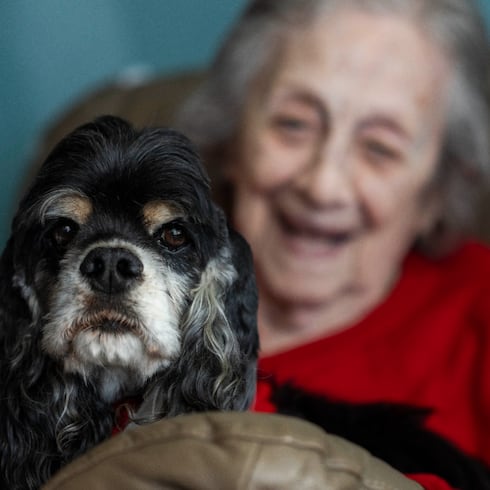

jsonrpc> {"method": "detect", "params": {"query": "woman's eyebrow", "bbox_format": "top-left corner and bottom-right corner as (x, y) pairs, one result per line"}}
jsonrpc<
(272, 88), (328, 126)
(274, 88), (324, 109)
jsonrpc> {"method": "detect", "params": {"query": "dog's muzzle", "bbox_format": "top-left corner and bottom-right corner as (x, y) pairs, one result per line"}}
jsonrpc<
(80, 246), (143, 294)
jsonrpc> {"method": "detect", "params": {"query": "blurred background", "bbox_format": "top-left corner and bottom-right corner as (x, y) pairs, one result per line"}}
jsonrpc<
(0, 0), (248, 245)
(0, 0), (489, 247)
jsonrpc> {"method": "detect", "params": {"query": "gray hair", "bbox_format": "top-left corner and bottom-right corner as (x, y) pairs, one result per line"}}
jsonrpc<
(177, 0), (490, 253)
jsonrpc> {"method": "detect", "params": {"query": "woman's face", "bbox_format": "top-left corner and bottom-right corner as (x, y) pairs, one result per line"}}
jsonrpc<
(230, 10), (450, 323)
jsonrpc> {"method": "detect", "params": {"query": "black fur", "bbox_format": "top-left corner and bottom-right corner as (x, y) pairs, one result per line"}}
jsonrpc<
(272, 382), (490, 489)
(0, 116), (258, 489)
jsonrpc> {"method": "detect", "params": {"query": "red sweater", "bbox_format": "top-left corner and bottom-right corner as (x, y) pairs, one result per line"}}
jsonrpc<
(253, 241), (490, 489)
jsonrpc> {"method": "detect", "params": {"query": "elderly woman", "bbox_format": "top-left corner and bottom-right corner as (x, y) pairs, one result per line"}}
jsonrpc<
(177, 0), (490, 488)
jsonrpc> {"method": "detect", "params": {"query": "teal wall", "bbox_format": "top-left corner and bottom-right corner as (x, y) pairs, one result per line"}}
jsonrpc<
(0, 0), (248, 245)
(479, 0), (490, 28)
(0, 0), (489, 247)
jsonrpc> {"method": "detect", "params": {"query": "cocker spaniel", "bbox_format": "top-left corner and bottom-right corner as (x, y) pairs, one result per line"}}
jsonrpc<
(0, 116), (258, 489)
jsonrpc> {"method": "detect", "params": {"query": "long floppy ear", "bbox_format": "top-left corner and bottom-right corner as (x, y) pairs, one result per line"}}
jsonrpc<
(136, 213), (258, 421)
(0, 237), (35, 340)
(0, 235), (114, 488)
(179, 225), (258, 410)
(219, 227), (259, 407)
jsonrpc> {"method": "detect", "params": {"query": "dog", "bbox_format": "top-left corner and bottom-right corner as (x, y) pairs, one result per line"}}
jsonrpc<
(0, 115), (258, 489)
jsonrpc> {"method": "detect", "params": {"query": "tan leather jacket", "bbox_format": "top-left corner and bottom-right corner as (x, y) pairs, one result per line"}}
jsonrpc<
(43, 412), (421, 490)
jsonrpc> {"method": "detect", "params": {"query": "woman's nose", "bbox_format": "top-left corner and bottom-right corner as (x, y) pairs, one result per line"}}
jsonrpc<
(294, 143), (355, 208)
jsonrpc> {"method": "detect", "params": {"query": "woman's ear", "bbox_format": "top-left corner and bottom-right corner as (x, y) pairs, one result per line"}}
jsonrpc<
(415, 188), (460, 256)
(416, 190), (443, 237)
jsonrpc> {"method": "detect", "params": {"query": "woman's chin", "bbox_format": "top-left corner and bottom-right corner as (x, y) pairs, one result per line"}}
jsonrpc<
(258, 263), (353, 307)
(268, 235), (353, 284)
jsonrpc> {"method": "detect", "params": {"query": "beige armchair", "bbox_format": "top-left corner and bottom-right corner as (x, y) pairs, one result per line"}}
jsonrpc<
(43, 412), (421, 490)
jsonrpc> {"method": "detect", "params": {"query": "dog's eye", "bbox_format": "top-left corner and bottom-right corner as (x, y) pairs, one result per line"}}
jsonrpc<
(51, 219), (79, 249)
(157, 222), (189, 250)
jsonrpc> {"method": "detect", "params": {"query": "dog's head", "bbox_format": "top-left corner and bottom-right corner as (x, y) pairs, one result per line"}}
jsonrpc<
(2, 115), (258, 413)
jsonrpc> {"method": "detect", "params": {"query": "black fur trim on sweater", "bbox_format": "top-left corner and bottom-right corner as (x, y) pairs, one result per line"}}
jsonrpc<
(271, 383), (490, 489)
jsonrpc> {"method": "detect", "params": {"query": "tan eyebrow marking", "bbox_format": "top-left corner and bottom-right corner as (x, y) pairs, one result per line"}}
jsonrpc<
(40, 190), (93, 225)
(142, 200), (184, 234)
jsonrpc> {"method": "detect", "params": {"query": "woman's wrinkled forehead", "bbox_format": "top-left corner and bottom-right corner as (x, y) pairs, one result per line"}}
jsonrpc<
(246, 0), (458, 67)
(271, 9), (448, 133)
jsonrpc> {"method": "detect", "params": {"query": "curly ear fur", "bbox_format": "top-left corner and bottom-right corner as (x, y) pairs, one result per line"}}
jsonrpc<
(0, 239), (33, 339)
(0, 240), (114, 489)
(134, 214), (258, 422)
(0, 331), (113, 489)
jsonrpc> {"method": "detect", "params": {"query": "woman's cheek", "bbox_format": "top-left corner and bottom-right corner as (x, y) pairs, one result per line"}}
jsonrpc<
(244, 138), (309, 191)
(359, 170), (425, 231)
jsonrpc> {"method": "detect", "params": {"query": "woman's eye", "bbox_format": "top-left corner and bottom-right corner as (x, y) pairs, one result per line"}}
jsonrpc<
(157, 223), (189, 250)
(275, 117), (309, 131)
(270, 115), (320, 145)
(363, 140), (401, 164)
(51, 219), (79, 249)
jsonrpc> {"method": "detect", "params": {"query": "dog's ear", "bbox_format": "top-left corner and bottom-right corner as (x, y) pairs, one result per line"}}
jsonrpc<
(219, 226), (259, 405)
(174, 219), (258, 412)
(136, 212), (258, 421)
(0, 237), (35, 340)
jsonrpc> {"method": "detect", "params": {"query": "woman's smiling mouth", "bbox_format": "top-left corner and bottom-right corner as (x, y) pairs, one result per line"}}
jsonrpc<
(277, 210), (356, 257)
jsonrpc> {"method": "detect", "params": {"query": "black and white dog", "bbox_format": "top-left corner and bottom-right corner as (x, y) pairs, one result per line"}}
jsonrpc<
(0, 116), (258, 489)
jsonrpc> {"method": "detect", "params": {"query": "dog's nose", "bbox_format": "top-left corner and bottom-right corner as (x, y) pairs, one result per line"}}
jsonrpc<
(80, 247), (143, 294)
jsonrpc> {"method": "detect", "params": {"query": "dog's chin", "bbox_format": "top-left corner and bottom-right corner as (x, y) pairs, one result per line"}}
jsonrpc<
(70, 328), (165, 366)
(43, 310), (179, 394)
(62, 329), (174, 401)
